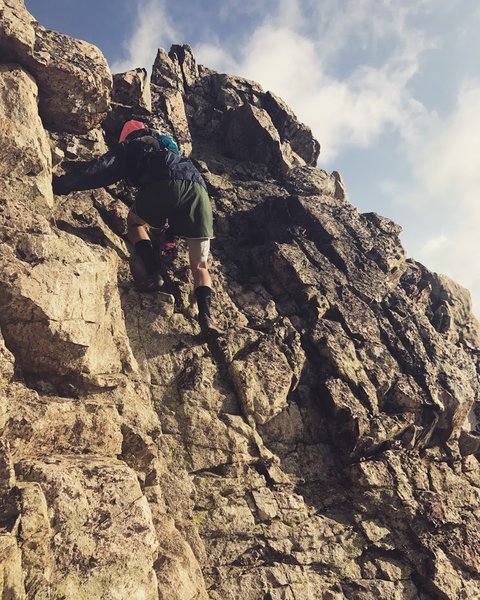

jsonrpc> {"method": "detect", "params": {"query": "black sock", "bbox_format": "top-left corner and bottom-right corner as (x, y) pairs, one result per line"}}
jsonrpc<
(195, 286), (212, 319)
(135, 240), (157, 275)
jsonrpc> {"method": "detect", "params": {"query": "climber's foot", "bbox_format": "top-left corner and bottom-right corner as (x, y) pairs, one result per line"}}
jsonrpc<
(199, 315), (225, 338)
(135, 272), (164, 292)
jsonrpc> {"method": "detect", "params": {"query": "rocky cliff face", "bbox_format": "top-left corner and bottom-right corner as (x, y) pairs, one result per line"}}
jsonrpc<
(1, 2), (480, 599)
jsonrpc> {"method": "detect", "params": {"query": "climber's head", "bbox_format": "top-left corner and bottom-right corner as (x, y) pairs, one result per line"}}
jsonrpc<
(118, 120), (146, 142)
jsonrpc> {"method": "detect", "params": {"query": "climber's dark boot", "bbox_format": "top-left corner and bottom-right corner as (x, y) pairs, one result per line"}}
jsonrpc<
(195, 286), (224, 337)
(199, 313), (225, 336)
(131, 239), (164, 291)
(135, 272), (164, 292)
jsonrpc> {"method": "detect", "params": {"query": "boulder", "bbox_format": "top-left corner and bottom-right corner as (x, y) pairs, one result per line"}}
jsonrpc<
(151, 86), (192, 155)
(151, 47), (183, 91)
(168, 44), (199, 89)
(211, 72), (264, 110)
(224, 103), (306, 175)
(1, 2), (112, 133)
(26, 24), (112, 133)
(0, 233), (134, 388)
(264, 90), (320, 165)
(0, 0), (36, 60)
(16, 456), (159, 598)
(5, 391), (123, 459)
(0, 331), (14, 384)
(0, 64), (53, 211)
(0, 534), (25, 598)
(48, 126), (108, 169)
(103, 68), (152, 136)
(229, 337), (296, 425)
(112, 67), (151, 113)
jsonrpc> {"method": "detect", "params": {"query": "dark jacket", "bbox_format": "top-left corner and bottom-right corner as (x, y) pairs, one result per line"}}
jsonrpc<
(52, 132), (206, 195)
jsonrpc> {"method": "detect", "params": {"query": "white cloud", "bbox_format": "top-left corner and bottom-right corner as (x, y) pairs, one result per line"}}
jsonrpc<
(303, 0), (433, 65)
(388, 80), (480, 312)
(215, 0), (272, 21)
(194, 42), (238, 76)
(416, 224), (480, 315)
(195, 0), (435, 162)
(420, 235), (453, 256)
(412, 82), (480, 201)
(274, 0), (305, 29)
(110, 0), (179, 73)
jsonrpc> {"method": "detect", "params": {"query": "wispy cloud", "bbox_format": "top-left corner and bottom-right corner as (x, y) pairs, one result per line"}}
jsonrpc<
(195, 0), (435, 162)
(385, 80), (480, 311)
(110, 0), (180, 73)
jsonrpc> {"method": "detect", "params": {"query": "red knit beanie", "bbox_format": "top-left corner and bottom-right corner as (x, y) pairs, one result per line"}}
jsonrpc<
(118, 120), (146, 142)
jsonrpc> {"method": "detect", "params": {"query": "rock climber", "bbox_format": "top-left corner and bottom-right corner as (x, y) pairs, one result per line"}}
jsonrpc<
(52, 119), (222, 336)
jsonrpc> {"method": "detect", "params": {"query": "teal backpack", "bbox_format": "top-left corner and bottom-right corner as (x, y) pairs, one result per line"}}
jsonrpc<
(149, 129), (180, 155)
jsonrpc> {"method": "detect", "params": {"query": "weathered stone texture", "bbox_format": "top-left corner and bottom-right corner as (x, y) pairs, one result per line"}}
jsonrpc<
(264, 91), (320, 165)
(0, 10), (479, 599)
(224, 103), (304, 175)
(16, 456), (159, 598)
(0, 0), (36, 60)
(0, 1), (111, 133)
(113, 68), (152, 114)
(0, 232), (135, 387)
(0, 64), (53, 210)
(151, 44), (319, 171)
(103, 68), (152, 139)
(0, 533), (25, 598)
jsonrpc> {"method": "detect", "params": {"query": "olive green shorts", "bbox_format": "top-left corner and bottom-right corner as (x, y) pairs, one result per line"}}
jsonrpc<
(131, 179), (214, 239)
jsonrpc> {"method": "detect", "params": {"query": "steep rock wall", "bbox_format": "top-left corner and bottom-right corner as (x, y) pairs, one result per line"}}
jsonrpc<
(1, 4), (480, 600)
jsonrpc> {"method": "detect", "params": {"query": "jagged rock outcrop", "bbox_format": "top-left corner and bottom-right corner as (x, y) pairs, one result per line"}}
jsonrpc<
(103, 68), (152, 136)
(0, 0), (36, 59)
(1, 4), (480, 599)
(151, 44), (320, 166)
(0, 0), (112, 132)
(112, 68), (152, 114)
(0, 63), (53, 209)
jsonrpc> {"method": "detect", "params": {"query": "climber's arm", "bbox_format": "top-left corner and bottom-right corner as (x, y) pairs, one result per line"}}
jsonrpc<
(52, 145), (127, 195)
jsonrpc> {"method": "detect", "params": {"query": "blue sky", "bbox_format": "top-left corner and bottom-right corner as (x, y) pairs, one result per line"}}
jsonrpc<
(26, 0), (480, 314)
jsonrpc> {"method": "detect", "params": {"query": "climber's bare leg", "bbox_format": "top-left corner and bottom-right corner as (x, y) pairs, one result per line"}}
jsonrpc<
(127, 210), (150, 244)
(188, 239), (223, 335)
